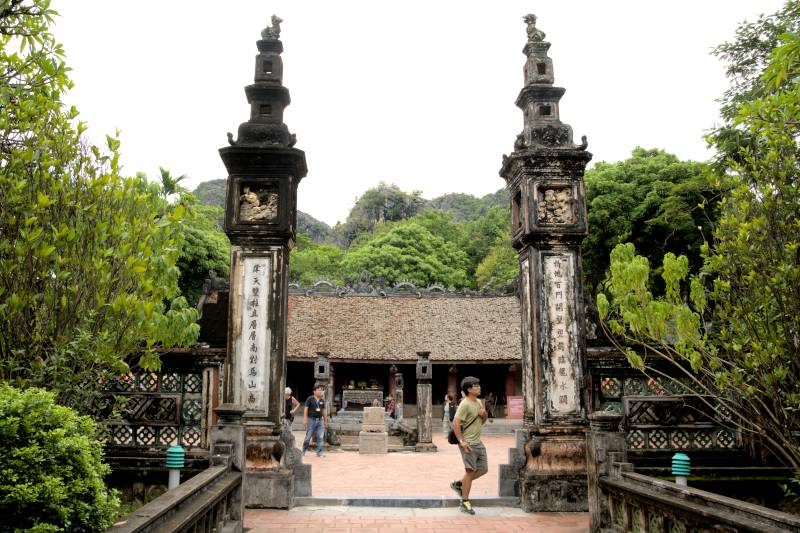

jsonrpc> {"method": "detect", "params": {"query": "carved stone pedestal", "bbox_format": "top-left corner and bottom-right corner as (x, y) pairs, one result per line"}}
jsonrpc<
(358, 431), (388, 454)
(518, 428), (587, 512)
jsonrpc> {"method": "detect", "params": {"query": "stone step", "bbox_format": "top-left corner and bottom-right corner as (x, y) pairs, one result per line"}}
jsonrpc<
(293, 496), (519, 508)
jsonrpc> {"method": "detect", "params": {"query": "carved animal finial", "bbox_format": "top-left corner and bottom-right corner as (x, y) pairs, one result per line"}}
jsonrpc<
(578, 135), (588, 150)
(514, 133), (526, 151)
(227, 132), (236, 146)
(288, 133), (297, 147)
(524, 14), (546, 43)
(261, 15), (283, 40)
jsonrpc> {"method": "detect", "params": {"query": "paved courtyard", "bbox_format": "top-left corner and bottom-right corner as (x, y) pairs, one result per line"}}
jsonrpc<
(246, 506), (589, 532)
(244, 432), (589, 531)
(297, 432), (514, 497)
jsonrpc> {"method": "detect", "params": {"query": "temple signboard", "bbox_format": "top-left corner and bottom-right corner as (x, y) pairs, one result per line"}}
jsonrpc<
(239, 256), (271, 414)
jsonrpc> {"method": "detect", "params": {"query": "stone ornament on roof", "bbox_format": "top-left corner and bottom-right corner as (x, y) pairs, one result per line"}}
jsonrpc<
(524, 14), (546, 43)
(261, 15), (283, 40)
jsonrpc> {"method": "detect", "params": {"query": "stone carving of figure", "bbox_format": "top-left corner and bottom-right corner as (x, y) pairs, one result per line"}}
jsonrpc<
(524, 14), (546, 43)
(239, 186), (278, 222)
(261, 14), (283, 40)
(537, 188), (575, 224)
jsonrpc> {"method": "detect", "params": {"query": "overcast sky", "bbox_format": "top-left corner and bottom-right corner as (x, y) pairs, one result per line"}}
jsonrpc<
(52, 1), (783, 226)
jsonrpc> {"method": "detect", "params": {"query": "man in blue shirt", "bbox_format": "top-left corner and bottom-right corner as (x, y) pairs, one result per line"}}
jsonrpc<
(302, 383), (328, 457)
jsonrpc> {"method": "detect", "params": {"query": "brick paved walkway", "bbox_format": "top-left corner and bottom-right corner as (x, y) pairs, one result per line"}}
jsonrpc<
(246, 506), (589, 532)
(246, 432), (590, 531)
(296, 432), (514, 497)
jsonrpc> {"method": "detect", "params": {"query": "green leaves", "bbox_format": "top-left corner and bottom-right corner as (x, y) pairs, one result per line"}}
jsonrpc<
(0, 1), (198, 415)
(0, 384), (120, 531)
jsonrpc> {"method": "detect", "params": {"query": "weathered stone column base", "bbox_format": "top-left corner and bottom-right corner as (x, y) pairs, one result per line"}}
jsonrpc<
(358, 431), (388, 454)
(518, 431), (588, 512)
(245, 468), (294, 509)
(415, 442), (438, 453)
(519, 471), (588, 512)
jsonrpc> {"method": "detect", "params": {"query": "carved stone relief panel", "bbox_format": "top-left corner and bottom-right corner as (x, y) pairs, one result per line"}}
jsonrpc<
(537, 187), (575, 225)
(239, 185), (279, 222)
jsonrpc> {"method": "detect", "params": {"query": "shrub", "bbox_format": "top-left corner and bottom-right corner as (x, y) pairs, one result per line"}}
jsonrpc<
(0, 384), (119, 532)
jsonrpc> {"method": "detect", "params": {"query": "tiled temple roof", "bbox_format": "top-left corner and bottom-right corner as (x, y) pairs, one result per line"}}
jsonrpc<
(287, 294), (522, 363)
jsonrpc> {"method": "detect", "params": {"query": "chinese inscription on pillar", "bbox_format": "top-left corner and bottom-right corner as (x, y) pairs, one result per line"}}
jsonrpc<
(544, 254), (578, 415)
(240, 256), (271, 413)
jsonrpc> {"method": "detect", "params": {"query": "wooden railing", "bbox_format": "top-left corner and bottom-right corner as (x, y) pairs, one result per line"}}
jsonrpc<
(587, 411), (800, 533)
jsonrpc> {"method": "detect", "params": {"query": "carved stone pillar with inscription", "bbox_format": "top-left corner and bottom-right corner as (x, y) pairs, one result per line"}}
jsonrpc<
(220, 15), (307, 509)
(497, 14), (591, 512)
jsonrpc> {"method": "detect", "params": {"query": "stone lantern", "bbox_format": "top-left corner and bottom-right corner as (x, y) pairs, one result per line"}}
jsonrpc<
(415, 352), (436, 452)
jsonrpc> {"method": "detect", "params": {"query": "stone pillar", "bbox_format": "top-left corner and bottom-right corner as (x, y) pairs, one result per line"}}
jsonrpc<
(394, 372), (404, 421)
(210, 404), (247, 524)
(388, 364), (398, 399)
(497, 14), (592, 512)
(220, 16), (307, 509)
(587, 411), (625, 533)
(415, 352), (436, 452)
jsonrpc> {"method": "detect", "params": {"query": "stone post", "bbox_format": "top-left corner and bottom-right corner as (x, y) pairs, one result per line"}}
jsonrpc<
(210, 404), (247, 523)
(394, 372), (404, 421)
(220, 17), (307, 509)
(497, 14), (592, 512)
(415, 352), (436, 452)
(587, 411), (625, 533)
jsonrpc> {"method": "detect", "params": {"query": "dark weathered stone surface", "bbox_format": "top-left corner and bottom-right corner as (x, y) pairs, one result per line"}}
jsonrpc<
(497, 13), (592, 512)
(220, 17), (307, 509)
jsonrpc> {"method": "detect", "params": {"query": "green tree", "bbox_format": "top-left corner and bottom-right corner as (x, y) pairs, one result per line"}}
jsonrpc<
(583, 148), (716, 295)
(290, 233), (345, 286)
(0, 384), (120, 531)
(475, 236), (518, 289)
(458, 205), (511, 281)
(333, 182), (426, 246)
(157, 166), (189, 201)
(710, 1), (800, 166)
(0, 1), (198, 412)
(175, 204), (231, 305)
(341, 221), (470, 287)
(598, 33), (800, 468)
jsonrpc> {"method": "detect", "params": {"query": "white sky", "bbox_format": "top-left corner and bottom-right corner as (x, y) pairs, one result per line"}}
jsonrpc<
(52, 1), (783, 226)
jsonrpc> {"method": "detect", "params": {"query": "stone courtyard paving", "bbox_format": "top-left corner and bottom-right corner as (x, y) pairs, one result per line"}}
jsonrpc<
(246, 432), (590, 531)
(294, 432), (515, 497)
(245, 506), (589, 532)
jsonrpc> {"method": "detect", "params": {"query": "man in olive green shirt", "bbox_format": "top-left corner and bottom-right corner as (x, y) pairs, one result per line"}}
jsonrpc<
(450, 376), (488, 515)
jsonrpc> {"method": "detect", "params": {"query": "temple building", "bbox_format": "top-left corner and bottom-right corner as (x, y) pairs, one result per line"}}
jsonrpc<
(197, 279), (524, 416)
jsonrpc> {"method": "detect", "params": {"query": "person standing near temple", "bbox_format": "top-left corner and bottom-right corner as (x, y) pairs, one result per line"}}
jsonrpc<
(442, 393), (456, 435)
(302, 383), (328, 457)
(450, 376), (488, 515)
(284, 387), (300, 425)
